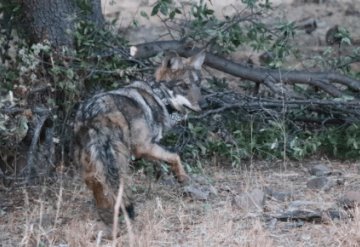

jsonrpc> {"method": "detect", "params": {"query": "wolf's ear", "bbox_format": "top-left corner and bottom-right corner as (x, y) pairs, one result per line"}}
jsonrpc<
(168, 57), (183, 70)
(188, 50), (206, 70)
(162, 51), (183, 70)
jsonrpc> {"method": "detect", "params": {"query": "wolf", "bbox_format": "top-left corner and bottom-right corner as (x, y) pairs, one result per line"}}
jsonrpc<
(74, 51), (206, 224)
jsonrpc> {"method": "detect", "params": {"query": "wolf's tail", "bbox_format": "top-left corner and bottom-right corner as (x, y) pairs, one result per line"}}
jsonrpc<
(75, 122), (134, 224)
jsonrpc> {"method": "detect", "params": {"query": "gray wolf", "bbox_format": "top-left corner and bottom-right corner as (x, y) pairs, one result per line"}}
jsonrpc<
(74, 51), (206, 224)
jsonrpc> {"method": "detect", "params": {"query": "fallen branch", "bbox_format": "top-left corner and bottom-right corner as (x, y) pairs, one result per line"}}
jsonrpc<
(130, 40), (360, 98)
(190, 92), (360, 124)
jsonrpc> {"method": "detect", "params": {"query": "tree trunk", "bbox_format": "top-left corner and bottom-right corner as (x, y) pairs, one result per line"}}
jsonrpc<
(17, 0), (104, 48)
(85, 0), (105, 27)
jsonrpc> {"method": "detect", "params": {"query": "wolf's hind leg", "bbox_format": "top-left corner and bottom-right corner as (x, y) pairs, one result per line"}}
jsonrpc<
(136, 144), (189, 183)
(84, 176), (115, 224)
(80, 139), (134, 225)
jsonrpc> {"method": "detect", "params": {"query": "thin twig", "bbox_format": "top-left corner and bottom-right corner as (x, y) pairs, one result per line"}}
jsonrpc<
(112, 179), (124, 246)
(121, 201), (135, 247)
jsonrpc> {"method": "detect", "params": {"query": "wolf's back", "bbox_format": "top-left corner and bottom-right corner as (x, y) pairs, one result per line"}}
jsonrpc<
(74, 83), (168, 223)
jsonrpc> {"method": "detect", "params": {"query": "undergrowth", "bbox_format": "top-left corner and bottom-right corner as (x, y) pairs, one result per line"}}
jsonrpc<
(1, 0), (360, 177)
(163, 112), (360, 170)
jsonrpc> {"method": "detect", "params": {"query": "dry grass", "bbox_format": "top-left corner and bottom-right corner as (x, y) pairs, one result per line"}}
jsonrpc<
(1, 161), (360, 247)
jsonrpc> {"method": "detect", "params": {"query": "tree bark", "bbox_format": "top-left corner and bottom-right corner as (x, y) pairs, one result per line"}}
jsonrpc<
(19, 0), (76, 47)
(15, 0), (104, 48)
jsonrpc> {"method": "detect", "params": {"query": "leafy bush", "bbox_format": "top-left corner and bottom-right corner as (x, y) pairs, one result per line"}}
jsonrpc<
(0, 9), (138, 172)
(150, 0), (294, 67)
(1, 0), (360, 177)
(146, 0), (360, 168)
(172, 113), (360, 169)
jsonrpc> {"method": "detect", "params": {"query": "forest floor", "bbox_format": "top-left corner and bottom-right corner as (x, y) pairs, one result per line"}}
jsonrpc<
(1, 160), (360, 246)
(1, 0), (360, 246)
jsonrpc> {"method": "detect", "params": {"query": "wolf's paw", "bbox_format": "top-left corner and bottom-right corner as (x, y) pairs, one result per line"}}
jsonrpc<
(177, 174), (191, 185)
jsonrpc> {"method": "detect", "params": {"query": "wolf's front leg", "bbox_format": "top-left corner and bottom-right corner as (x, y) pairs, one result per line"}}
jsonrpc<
(135, 143), (189, 183)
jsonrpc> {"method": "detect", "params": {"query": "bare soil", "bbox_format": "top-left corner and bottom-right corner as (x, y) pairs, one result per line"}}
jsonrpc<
(1, 0), (360, 246)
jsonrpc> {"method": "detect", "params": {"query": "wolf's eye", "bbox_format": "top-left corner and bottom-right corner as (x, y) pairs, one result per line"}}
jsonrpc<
(177, 82), (190, 90)
(182, 83), (190, 89)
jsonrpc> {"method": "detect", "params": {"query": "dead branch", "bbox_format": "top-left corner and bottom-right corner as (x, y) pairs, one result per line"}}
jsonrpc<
(191, 92), (360, 124)
(24, 107), (51, 183)
(130, 40), (360, 98)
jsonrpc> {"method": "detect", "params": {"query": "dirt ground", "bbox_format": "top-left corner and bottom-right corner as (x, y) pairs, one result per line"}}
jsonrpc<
(1, 0), (360, 246)
(1, 160), (360, 246)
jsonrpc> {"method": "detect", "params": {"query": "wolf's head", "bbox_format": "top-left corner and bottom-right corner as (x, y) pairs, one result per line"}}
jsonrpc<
(155, 51), (206, 113)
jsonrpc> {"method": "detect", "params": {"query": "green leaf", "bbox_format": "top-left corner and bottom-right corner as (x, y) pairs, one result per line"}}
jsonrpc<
(205, 9), (214, 15)
(160, 3), (169, 16)
(151, 3), (161, 16)
(169, 10), (176, 19)
(140, 11), (149, 19)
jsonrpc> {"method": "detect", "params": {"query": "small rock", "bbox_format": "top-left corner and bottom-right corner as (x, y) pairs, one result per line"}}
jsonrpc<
(232, 188), (265, 212)
(338, 190), (360, 209)
(335, 178), (345, 186)
(266, 218), (277, 230)
(345, 7), (360, 16)
(266, 187), (293, 202)
(272, 191), (294, 202)
(284, 221), (305, 229)
(275, 209), (322, 223)
(307, 177), (332, 191)
(259, 51), (274, 66)
(309, 164), (332, 176)
(160, 176), (177, 186)
(322, 208), (350, 221)
(183, 185), (209, 201)
(190, 174), (209, 185)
